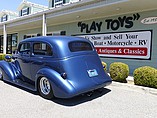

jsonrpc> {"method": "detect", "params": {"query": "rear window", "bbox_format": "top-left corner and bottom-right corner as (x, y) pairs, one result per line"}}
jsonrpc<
(69, 41), (93, 52)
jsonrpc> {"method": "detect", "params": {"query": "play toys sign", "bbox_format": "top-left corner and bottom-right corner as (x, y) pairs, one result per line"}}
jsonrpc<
(77, 13), (140, 33)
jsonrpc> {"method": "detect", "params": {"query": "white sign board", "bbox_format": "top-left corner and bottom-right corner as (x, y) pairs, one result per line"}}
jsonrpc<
(141, 17), (157, 24)
(78, 30), (152, 59)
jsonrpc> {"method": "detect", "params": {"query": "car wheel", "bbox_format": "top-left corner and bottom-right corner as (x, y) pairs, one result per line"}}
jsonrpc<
(38, 77), (54, 99)
(0, 68), (3, 80)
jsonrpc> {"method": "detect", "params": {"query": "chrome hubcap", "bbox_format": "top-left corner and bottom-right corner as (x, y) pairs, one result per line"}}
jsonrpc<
(40, 77), (51, 95)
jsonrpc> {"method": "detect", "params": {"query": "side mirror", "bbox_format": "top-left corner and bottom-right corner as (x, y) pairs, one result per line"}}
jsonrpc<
(12, 49), (18, 55)
(5, 55), (12, 62)
(12, 49), (18, 60)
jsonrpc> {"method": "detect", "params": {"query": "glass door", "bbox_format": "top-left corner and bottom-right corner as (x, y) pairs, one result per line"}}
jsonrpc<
(7, 34), (12, 54)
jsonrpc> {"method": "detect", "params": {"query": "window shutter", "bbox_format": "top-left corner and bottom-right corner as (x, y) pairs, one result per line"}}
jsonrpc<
(52, 0), (54, 7)
(20, 10), (22, 16)
(27, 7), (29, 15)
(63, 0), (66, 4)
(6, 15), (8, 21)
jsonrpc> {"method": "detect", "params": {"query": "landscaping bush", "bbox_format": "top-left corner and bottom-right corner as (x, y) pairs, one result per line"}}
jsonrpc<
(0, 54), (12, 62)
(133, 66), (157, 88)
(0, 54), (6, 60)
(109, 62), (129, 83)
(101, 61), (107, 71)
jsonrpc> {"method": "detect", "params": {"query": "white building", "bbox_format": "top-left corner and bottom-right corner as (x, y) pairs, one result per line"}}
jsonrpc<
(0, 0), (157, 73)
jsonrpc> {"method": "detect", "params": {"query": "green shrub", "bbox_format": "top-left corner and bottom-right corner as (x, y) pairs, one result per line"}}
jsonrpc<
(133, 66), (157, 88)
(102, 61), (107, 71)
(109, 62), (129, 83)
(0, 54), (6, 60)
(0, 54), (12, 62)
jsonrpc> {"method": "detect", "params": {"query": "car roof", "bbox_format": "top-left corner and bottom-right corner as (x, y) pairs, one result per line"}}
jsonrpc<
(20, 36), (95, 58)
(21, 36), (89, 44)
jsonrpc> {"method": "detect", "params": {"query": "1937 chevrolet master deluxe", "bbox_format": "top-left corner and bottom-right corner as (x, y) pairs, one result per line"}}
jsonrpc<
(0, 36), (111, 99)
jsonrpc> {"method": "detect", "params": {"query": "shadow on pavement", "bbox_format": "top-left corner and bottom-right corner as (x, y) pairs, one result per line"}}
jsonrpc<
(3, 81), (111, 106)
(52, 88), (111, 106)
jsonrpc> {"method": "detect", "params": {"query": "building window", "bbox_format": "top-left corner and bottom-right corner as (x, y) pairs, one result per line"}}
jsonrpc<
(54, 0), (63, 7)
(24, 34), (37, 39)
(12, 34), (18, 47)
(47, 31), (66, 36)
(53, 0), (67, 7)
(7, 33), (18, 54)
(21, 7), (30, 16)
(0, 34), (18, 54)
(1, 15), (8, 22)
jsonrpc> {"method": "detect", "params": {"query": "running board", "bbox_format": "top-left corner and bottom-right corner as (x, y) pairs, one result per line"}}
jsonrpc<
(4, 79), (36, 91)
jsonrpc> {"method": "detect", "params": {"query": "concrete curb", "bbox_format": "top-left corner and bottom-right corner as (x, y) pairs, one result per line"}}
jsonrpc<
(107, 73), (157, 96)
(110, 81), (157, 96)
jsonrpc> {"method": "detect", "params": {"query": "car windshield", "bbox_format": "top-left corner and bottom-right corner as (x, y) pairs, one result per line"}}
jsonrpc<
(69, 41), (93, 52)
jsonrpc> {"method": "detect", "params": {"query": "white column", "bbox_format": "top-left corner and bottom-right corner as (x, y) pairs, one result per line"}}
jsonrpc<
(3, 24), (7, 54)
(42, 13), (47, 36)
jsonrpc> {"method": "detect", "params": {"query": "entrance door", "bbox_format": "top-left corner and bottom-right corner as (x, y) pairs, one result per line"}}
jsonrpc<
(7, 34), (12, 54)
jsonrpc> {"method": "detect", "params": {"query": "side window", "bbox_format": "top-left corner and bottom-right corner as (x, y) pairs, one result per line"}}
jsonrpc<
(33, 42), (53, 56)
(19, 43), (30, 54)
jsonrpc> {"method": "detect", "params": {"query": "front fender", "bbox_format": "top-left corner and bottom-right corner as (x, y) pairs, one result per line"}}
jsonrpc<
(36, 68), (76, 98)
(0, 61), (16, 81)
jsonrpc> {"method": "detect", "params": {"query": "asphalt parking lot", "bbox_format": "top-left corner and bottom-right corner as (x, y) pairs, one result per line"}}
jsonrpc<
(0, 81), (157, 118)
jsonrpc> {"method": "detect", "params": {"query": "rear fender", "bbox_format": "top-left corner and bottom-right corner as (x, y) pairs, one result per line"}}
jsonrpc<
(0, 61), (16, 81)
(36, 68), (75, 98)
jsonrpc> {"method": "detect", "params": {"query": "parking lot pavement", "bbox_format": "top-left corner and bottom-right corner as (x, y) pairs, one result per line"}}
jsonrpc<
(0, 80), (157, 118)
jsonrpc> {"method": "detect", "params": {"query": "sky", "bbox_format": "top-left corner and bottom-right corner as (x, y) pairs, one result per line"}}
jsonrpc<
(0, 0), (48, 11)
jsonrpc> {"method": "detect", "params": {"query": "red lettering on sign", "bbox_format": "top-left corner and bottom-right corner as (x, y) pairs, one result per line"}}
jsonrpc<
(96, 47), (147, 56)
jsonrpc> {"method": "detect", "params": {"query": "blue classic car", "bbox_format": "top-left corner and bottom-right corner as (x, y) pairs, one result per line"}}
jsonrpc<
(0, 36), (111, 99)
